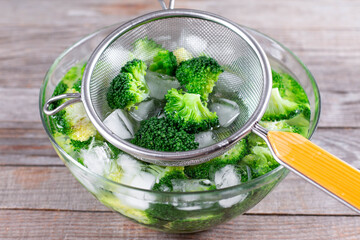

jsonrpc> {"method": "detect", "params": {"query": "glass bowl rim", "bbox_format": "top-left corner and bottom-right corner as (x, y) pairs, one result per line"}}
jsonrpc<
(39, 24), (321, 196)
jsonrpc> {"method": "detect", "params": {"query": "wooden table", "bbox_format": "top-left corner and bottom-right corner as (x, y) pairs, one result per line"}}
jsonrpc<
(1, 0), (360, 239)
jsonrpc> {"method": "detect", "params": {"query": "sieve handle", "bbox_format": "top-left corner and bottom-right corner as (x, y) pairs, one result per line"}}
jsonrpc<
(43, 93), (81, 116)
(253, 123), (360, 214)
(158, 0), (175, 10)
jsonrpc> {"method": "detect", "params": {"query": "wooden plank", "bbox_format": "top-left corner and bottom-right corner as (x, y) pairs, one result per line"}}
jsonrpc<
(0, 1), (360, 92)
(1, 0), (359, 30)
(0, 165), (356, 215)
(0, 210), (359, 239)
(0, 128), (358, 214)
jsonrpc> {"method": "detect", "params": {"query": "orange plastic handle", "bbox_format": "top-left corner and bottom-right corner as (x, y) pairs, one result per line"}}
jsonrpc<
(268, 131), (360, 212)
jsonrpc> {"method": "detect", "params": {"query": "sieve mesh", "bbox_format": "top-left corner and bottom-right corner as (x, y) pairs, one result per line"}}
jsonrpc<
(89, 16), (264, 144)
(81, 10), (271, 165)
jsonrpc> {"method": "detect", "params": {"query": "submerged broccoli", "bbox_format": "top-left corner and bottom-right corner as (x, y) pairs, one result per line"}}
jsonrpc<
(260, 121), (302, 135)
(149, 50), (177, 76)
(173, 48), (193, 64)
(262, 88), (303, 121)
(49, 64), (97, 143)
(241, 146), (279, 178)
(107, 59), (149, 110)
(132, 37), (164, 62)
(121, 58), (147, 83)
(150, 166), (187, 192)
(185, 139), (248, 179)
(272, 70), (309, 105)
(61, 63), (86, 87)
(131, 117), (199, 152)
(176, 56), (224, 102)
(164, 88), (219, 133)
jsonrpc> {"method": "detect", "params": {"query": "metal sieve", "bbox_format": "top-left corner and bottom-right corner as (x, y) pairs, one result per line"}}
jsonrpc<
(44, 0), (272, 166)
(44, 0), (360, 212)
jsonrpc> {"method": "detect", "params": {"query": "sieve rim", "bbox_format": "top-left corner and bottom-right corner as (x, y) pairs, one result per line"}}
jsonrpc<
(82, 9), (272, 164)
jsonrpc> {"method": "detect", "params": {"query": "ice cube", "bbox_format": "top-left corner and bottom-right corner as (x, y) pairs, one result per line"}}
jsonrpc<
(104, 46), (133, 74)
(81, 142), (111, 176)
(215, 71), (244, 95)
(117, 154), (142, 173)
(145, 71), (180, 99)
(129, 99), (157, 121)
(114, 192), (150, 211)
(195, 131), (216, 148)
(130, 172), (156, 190)
(117, 153), (156, 190)
(214, 165), (241, 189)
(210, 98), (240, 127)
(172, 179), (216, 192)
(183, 34), (208, 55)
(103, 109), (135, 139)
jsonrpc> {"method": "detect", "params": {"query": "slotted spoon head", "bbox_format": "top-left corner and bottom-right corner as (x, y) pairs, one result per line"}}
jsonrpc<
(81, 9), (272, 166)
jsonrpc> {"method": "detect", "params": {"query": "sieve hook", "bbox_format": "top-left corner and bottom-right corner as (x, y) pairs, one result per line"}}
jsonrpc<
(158, 0), (175, 10)
(43, 92), (81, 115)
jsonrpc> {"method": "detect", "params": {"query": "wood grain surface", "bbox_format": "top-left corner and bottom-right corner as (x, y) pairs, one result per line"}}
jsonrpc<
(1, 0), (360, 239)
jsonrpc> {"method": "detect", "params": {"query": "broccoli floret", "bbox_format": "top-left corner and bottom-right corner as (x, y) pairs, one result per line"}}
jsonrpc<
(52, 81), (68, 100)
(99, 192), (151, 225)
(72, 79), (82, 92)
(262, 88), (304, 121)
(107, 60), (149, 110)
(176, 56), (224, 102)
(121, 59), (147, 83)
(241, 146), (279, 178)
(146, 203), (188, 223)
(173, 47), (193, 64)
(272, 70), (309, 105)
(149, 50), (177, 76)
(49, 64), (97, 142)
(164, 88), (219, 133)
(61, 63), (86, 87)
(163, 212), (225, 232)
(152, 166), (187, 192)
(283, 111), (311, 137)
(185, 139), (248, 179)
(70, 137), (93, 152)
(131, 117), (199, 152)
(246, 133), (267, 148)
(260, 121), (302, 135)
(132, 37), (164, 62)
(171, 179), (216, 192)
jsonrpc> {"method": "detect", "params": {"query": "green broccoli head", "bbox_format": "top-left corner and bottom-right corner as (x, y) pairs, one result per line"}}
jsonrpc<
(61, 63), (86, 87)
(49, 64), (97, 142)
(241, 146), (279, 178)
(149, 50), (177, 76)
(131, 117), (199, 152)
(107, 71), (149, 110)
(260, 120), (302, 135)
(175, 56), (224, 102)
(72, 79), (82, 92)
(184, 139), (248, 179)
(246, 133), (267, 148)
(272, 70), (310, 105)
(121, 59), (147, 83)
(152, 166), (187, 192)
(132, 37), (164, 63)
(281, 111), (311, 137)
(70, 137), (93, 152)
(262, 88), (304, 121)
(164, 88), (219, 133)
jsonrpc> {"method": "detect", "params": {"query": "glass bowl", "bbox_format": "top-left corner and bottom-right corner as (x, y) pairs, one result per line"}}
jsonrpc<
(39, 24), (321, 233)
